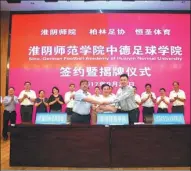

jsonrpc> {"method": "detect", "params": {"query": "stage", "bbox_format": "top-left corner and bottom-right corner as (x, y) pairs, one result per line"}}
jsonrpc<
(6, 124), (191, 169)
(1, 138), (190, 171)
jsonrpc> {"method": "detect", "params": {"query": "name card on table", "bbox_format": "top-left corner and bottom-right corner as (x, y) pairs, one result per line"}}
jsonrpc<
(35, 113), (67, 125)
(97, 113), (129, 125)
(153, 113), (185, 125)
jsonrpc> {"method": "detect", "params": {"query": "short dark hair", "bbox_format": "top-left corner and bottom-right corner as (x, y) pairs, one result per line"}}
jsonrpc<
(24, 81), (31, 85)
(101, 83), (110, 90)
(39, 90), (45, 94)
(133, 86), (137, 90)
(52, 86), (59, 93)
(145, 83), (151, 88)
(160, 88), (166, 92)
(95, 86), (100, 89)
(69, 83), (75, 87)
(9, 87), (15, 91)
(173, 81), (179, 86)
(120, 74), (128, 79)
(80, 80), (88, 86)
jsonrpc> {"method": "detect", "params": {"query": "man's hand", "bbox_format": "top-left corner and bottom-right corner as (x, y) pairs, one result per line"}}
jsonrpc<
(92, 105), (97, 111)
(176, 96), (182, 101)
(150, 94), (154, 100)
(147, 94), (151, 99)
(23, 94), (28, 99)
(11, 96), (14, 101)
(101, 101), (110, 105)
(70, 94), (75, 100)
(161, 96), (164, 101)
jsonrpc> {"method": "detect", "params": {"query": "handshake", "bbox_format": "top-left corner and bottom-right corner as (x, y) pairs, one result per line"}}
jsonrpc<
(98, 101), (110, 105)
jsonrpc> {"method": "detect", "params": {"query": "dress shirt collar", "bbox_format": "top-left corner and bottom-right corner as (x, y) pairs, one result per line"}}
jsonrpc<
(24, 90), (31, 92)
(121, 85), (129, 90)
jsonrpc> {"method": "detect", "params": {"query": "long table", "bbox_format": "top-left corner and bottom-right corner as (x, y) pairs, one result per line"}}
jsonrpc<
(10, 125), (191, 167)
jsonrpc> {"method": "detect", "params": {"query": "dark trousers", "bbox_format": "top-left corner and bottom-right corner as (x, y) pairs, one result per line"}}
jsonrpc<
(66, 108), (73, 115)
(142, 107), (154, 123)
(71, 112), (91, 124)
(66, 108), (73, 123)
(172, 105), (184, 115)
(20, 105), (33, 122)
(136, 108), (140, 122)
(116, 108), (139, 125)
(157, 108), (168, 113)
(2, 110), (16, 138)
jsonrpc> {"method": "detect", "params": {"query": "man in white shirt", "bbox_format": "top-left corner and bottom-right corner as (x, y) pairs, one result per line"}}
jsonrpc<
(98, 74), (138, 125)
(141, 83), (156, 122)
(91, 86), (102, 125)
(109, 86), (116, 98)
(96, 84), (117, 113)
(133, 86), (141, 122)
(156, 88), (170, 113)
(64, 83), (75, 124)
(92, 86), (101, 101)
(18, 82), (36, 124)
(169, 81), (186, 114)
(87, 87), (91, 96)
(92, 84), (117, 124)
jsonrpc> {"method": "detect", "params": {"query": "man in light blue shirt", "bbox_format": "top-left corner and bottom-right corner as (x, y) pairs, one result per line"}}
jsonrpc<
(2, 87), (18, 141)
(72, 80), (103, 124)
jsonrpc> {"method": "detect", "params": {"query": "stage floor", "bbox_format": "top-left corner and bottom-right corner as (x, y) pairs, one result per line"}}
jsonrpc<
(1, 138), (190, 170)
